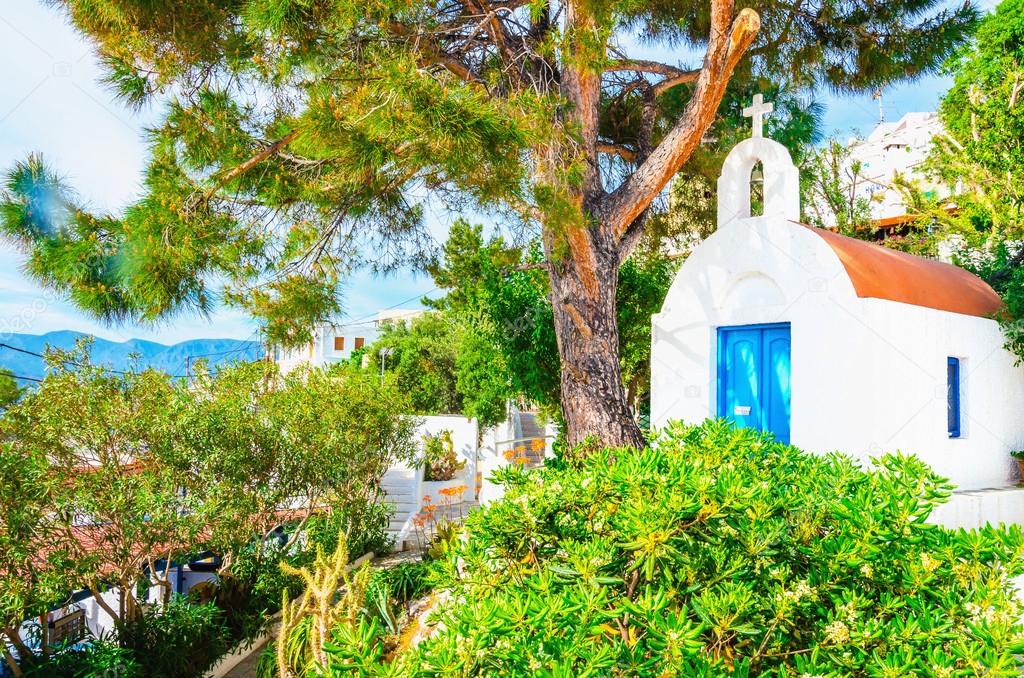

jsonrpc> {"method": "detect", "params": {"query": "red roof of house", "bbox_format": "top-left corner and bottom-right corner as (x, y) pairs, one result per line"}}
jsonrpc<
(802, 225), (1004, 318)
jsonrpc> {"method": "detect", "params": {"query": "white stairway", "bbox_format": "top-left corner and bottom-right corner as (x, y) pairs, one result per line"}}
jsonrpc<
(380, 463), (419, 549)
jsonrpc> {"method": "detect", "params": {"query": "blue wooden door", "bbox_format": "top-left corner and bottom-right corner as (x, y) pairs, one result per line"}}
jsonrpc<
(717, 323), (791, 443)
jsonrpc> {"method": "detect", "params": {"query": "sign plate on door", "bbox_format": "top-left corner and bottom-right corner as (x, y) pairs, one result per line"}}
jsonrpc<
(734, 405), (751, 416)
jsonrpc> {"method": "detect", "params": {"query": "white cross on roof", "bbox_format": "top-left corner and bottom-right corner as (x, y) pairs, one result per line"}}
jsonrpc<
(742, 94), (774, 138)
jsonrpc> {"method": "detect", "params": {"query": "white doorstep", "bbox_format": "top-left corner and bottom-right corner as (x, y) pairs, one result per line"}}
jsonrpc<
(928, 487), (1024, 530)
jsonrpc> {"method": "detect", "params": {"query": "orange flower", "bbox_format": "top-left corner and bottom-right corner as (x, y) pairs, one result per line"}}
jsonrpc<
(503, 449), (516, 461)
(422, 494), (432, 502)
(531, 439), (546, 452)
(513, 455), (529, 466)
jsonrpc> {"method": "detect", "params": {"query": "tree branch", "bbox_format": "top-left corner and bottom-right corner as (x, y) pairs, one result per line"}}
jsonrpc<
(87, 584), (121, 628)
(604, 59), (697, 79)
(205, 130), (300, 199)
(561, 3), (603, 198)
(653, 72), (701, 95)
(601, 3), (760, 242)
(430, 56), (485, 84)
(511, 261), (549, 271)
(597, 142), (637, 162)
(605, 59), (699, 95)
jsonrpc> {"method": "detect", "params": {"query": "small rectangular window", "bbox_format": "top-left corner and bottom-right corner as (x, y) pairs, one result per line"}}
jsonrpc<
(334, 336), (345, 351)
(354, 337), (365, 350)
(947, 357), (961, 438)
(49, 609), (86, 646)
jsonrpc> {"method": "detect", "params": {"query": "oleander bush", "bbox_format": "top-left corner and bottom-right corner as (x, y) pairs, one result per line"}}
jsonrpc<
(320, 420), (1024, 676)
(21, 635), (140, 678)
(118, 597), (231, 678)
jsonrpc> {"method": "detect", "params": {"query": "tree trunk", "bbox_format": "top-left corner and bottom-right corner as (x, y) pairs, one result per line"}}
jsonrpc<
(3, 627), (30, 675)
(547, 228), (645, 449)
(1, 643), (23, 678)
(538, 0), (758, 450)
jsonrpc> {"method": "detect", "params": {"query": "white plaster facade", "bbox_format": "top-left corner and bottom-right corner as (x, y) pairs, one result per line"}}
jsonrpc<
(834, 111), (949, 225)
(382, 414), (480, 547)
(651, 134), (1024, 494)
(273, 310), (425, 374)
(274, 321), (380, 373)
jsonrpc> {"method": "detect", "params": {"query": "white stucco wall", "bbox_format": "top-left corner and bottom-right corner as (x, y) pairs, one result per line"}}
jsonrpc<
(477, 411), (517, 506)
(651, 215), (1024, 491)
(274, 322), (380, 374)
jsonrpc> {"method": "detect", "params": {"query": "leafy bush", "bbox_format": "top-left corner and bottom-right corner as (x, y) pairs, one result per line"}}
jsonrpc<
(215, 539), (303, 643)
(213, 502), (393, 647)
(21, 635), (140, 678)
(118, 596), (230, 678)
(325, 420), (1024, 675)
(367, 561), (431, 607)
(304, 501), (393, 563)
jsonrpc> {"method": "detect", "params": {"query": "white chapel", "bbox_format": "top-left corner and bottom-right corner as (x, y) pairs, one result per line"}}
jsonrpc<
(650, 96), (1024, 524)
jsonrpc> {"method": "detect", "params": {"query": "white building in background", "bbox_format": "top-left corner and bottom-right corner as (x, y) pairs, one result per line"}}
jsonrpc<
(652, 103), (1024, 529)
(840, 112), (949, 229)
(274, 309), (425, 373)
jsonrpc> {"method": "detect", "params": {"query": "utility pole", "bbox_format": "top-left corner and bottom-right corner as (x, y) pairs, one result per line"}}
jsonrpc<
(379, 347), (394, 385)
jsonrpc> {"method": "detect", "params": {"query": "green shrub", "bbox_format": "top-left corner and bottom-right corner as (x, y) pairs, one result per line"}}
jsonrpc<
(214, 504), (393, 643)
(367, 561), (431, 606)
(215, 539), (303, 643)
(325, 420), (1024, 676)
(21, 635), (140, 678)
(118, 596), (230, 678)
(304, 501), (393, 562)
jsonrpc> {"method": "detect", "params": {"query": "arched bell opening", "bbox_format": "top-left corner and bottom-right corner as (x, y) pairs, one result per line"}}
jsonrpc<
(750, 161), (765, 217)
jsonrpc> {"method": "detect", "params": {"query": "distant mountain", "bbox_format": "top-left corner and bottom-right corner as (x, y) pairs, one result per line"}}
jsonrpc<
(0, 331), (263, 383)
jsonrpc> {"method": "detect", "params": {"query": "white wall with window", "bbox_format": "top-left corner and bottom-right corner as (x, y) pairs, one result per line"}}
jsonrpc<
(274, 322), (379, 373)
(652, 127), (1024, 501)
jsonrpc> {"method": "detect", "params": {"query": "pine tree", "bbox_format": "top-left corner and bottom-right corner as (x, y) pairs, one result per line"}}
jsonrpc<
(2, 0), (976, 446)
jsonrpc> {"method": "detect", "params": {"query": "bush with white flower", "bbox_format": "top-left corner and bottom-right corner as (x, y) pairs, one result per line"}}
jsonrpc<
(322, 420), (1024, 676)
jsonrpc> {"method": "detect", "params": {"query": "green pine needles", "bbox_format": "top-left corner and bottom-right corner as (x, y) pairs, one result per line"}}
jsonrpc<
(0, 0), (976, 350)
(0, 0), (980, 444)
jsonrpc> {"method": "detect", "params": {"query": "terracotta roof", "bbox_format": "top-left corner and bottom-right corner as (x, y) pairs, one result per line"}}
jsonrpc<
(801, 224), (1004, 318)
(873, 214), (916, 229)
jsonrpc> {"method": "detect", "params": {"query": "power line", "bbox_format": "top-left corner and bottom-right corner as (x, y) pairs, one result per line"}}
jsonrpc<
(186, 343), (261, 360)
(0, 340), (262, 382)
(0, 342), (143, 376)
(336, 287), (441, 327)
(7, 373), (43, 383)
(173, 331), (263, 377)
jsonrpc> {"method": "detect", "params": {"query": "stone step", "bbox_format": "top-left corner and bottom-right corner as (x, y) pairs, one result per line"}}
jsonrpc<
(928, 486), (1024, 529)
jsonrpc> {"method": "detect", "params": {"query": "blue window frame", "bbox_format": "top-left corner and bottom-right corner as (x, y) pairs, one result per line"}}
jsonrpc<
(947, 357), (961, 438)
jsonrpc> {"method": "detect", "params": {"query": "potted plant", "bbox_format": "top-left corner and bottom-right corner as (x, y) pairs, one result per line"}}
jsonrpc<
(1012, 450), (1024, 485)
(421, 430), (467, 501)
(419, 432), (468, 501)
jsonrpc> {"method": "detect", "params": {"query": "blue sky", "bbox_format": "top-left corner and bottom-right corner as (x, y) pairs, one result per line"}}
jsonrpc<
(0, 1), (990, 344)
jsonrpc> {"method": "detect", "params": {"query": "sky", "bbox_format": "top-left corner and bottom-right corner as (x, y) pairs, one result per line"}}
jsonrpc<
(0, 1), (994, 345)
